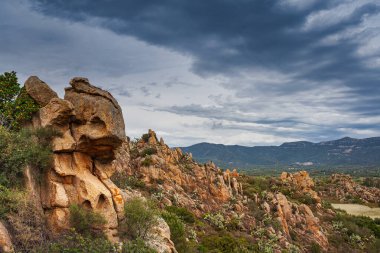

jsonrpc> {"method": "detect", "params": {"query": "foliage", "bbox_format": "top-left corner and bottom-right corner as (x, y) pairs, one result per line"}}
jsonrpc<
(122, 239), (157, 253)
(310, 242), (321, 253)
(165, 205), (196, 224)
(141, 155), (153, 167)
(122, 197), (159, 239)
(329, 212), (380, 251)
(199, 233), (254, 253)
(111, 172), (146, 190)
(0, 184), (23, 217)
(6, 196), (49, 252)
(141, 147), (157, 157)
(0, 126), (59, 187)
(142, 133), (150, 142)
(45, 230), (116, 253)
(362, 177), (380, 189)
(204, 212), (226, 230)
(69, 204), (107, 238)
(321, 200), (332, 209)
(161, 212), (188, 252)
(0, 71), (39, 129)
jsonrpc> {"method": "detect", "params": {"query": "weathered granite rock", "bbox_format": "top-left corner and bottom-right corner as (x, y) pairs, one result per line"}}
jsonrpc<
(122, 129), (244, 216)
(324, 174), (380, 204)
(26, 76), (126, 241)
(280, 171), (321, 203)
(24, 76), (58, 107)
(0, 222), (14, 253)
(64, 77), (125, 158)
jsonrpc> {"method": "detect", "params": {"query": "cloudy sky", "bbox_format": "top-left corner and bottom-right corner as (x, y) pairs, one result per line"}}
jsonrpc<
(1, 0), (380, 147)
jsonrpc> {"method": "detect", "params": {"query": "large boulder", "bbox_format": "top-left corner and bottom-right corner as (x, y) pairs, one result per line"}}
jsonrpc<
(27, 76), (126, 242)
(24, 76), (58, 106)
(0, 221), (14, 253)
(64, 77), (125, 158)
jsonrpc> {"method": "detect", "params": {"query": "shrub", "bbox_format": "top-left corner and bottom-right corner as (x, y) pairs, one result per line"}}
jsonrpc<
(141, 156), (153, 167)
(0, 71), (39, 130)
(161, 212), (187, 251)
(0, 184), (23, 218)
(165, 205), (196, 224)
(142, 133), (150, 142)
(204, 212), (226, 230)
(7, 197), (49, 252)
(111, 173), (146, 190)
(310, 242), (321, 253)
(122, 239), (157, 253)
(69, 204), (107, 238)
(46, 230), (116, 253)
(199, 234), (253, 253)
(141, 147), (157, 156)
(0, 126), (59, 187)
(122, 197), (159, 239)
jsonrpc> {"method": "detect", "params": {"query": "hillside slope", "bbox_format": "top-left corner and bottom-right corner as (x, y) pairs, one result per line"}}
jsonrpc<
(181, 137), (380, 168)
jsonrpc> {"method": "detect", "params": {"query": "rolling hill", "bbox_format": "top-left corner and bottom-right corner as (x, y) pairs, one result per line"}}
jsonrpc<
(181, 137), (380, 168)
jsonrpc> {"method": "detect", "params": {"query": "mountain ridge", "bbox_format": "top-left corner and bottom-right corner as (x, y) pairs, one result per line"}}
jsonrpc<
(181, 136), (380, 168)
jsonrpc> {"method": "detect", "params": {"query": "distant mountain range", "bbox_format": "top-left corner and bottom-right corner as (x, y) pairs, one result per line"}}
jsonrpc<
(181, 137), (380, 168)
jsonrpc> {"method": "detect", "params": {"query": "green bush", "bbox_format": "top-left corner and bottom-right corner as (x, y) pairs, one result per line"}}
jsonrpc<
(111, 173), (146, 190)
(165, 205), (196, 224)
(141, 147), (157, 157)
(69, 204), (107, 238)
(122, 197), (159, 239)
(142, 133), (150, 142)
(310, 242), (321, 253)
(204, 212), (226, 230)
(161, 212), (188, 252)
(0, 71), (40, 130)
(0, 184), (22, 218)
(199, 234), (254, 253)
(141, 156), (153, 167)
(0, 126), (59, 187)
(122, 239), (157, 253)
(46, 230), (116, 253)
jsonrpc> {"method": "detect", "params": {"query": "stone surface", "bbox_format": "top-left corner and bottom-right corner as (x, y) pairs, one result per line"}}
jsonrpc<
(29, 76), (126, 241)
(280, 171), (321, 203)
(322, 174), (380, 204)
(0, 221), (14, 253)
(122, 129), (244, 215)
(25, 76), (58, 106)
(64, 77), (125, 158)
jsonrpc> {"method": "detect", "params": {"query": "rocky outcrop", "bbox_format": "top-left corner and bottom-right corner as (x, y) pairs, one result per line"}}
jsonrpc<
(280, 171), (321, 203)
(260, 192), (329, 250)
(325, 174), (380, 204)
(119, 129), (244, 216)
(27, 76), (126, 241)
(24, 76), (58, 107)
(0, 221), (14, 253)
(120, 189), (177, 253)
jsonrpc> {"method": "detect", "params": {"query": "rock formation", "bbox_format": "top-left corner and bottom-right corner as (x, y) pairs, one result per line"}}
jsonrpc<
(26, 77), (126, 241)
(280, 171), (321, 203)
(324, 174), (380, 204)
(119, 129), (244, 216)
(0, 221), (14, 253)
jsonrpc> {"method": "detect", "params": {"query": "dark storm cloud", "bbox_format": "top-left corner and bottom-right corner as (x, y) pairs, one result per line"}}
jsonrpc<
(32, 0), (380, 107)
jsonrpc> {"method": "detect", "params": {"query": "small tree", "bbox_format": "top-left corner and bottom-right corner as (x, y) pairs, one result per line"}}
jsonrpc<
(0, 71), (39, 129)
(69, 204), (107, 238)
(122, 197), (159, 239)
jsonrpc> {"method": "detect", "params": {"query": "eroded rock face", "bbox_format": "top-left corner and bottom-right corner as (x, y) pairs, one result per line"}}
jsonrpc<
(24, 76), (58, 107)
(123, 129), (244, 216)
(280, 171), (321, 203)
(261, 192), (329, 250)
(0, 221), (14, 253)
(27, 77), (126, 241)
(325, 174), (380, 204)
